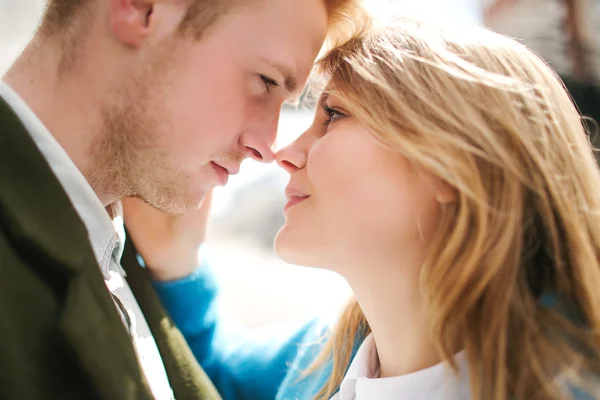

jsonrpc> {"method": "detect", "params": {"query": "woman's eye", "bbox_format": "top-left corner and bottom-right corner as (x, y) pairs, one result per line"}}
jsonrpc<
(260, 75), (279, 93)
(322, 104), (345, 126)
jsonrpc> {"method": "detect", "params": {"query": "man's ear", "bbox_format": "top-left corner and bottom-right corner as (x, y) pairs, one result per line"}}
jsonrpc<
(109, 0), (155, 47)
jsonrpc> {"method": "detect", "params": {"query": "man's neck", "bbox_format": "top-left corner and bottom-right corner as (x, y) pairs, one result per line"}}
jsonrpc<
(3, 37), (115, 206)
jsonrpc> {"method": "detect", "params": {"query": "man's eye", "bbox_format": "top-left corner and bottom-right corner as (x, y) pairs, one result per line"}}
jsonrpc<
(260, 75), (279, 93)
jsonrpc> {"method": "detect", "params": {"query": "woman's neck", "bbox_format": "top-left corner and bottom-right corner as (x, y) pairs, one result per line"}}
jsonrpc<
(345, 262), (442, 378)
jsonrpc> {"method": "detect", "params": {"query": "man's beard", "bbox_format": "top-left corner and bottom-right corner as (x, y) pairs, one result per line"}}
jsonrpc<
(86, 60), (198, 214)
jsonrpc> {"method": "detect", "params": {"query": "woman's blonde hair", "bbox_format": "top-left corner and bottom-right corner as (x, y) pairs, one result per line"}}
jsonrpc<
(307, 19), (600, 400)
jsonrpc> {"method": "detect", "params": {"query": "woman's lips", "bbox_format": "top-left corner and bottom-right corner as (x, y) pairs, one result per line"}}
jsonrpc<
(284, 195), (310, 211)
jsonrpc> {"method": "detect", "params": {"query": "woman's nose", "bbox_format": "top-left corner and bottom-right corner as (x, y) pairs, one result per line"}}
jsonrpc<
(275, 141), (307, 173)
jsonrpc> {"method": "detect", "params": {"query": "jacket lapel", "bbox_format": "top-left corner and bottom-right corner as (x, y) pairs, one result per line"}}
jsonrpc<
(0, 96), (153, 399)
(121, 238), (222, 400)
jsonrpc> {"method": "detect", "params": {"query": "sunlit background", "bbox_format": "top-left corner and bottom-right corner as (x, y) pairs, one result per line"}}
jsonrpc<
(0, 0), (482, 327)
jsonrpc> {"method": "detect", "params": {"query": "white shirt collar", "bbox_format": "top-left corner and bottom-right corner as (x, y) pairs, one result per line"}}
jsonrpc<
(332, 334), (471, 400)
(0, 80), (124, 276)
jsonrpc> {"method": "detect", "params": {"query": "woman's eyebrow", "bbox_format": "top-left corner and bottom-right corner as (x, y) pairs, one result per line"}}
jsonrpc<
(318, 93), (329, 106)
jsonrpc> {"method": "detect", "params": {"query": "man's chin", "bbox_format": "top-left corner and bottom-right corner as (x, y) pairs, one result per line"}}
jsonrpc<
(169, 196), (208, 215)
(143, 187), (209, 215)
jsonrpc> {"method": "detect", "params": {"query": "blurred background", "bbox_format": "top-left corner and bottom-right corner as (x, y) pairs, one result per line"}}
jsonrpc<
(1, 0), (598, 328)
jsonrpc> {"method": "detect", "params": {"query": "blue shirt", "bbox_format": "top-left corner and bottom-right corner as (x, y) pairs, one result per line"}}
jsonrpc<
(153, 265), (342, 400)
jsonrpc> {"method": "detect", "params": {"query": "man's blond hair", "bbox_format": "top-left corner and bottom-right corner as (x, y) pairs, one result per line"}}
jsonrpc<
(41, 0), (366, 41)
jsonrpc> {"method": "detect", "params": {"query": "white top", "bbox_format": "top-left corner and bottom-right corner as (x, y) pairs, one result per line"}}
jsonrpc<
(0, 81), (175, 400)
(330, 334), (471, 400)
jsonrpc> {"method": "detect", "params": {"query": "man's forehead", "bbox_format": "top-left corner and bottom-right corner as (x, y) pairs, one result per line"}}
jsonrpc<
(215, 0), (328, 97)
(256, 0), (328, 68)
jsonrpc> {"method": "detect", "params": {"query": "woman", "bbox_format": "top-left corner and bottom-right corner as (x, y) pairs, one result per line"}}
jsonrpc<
(254, 17), (600, 399)
(138, 17), (600, 400)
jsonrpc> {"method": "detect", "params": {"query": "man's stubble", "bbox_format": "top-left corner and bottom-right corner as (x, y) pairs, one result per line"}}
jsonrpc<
(86, 41), (198, 214)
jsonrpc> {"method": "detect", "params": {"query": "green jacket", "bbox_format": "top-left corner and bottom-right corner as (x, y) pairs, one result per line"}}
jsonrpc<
(0, 96), (221, 400)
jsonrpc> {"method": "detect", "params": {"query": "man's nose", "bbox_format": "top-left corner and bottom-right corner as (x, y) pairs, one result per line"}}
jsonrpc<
(239, 111), (280, 163)
(241, 140), (275, 163)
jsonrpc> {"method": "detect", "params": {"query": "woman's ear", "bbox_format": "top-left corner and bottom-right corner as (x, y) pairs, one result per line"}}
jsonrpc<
(420, 168), (457, 204)
(433, 178), (457, 204)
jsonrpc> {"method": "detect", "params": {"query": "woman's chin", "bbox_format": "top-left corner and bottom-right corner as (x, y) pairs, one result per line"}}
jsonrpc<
(274, 229), (307, 266)
(273, 229), (291, 261)
(274, 229), (329, 270)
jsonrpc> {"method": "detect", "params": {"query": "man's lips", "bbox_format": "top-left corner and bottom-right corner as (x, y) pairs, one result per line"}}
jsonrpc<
(209, 160), (241, 186)
(210, 162), (230, 185)
(212, 161), (240, 176)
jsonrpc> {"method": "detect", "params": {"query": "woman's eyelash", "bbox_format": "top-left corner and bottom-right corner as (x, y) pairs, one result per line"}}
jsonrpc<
(322, 104), (345, 126)
(260, 75), (279, 92)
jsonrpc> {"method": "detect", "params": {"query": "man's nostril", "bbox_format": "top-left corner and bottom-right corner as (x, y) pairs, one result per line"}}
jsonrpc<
(250, 148), (262, 159)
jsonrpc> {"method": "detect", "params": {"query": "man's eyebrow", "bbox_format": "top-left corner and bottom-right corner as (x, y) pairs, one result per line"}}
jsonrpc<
(264, 59), (299, 94)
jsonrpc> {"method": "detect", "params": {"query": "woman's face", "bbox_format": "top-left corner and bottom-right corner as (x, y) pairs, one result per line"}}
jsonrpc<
(274, 93), (452, 275)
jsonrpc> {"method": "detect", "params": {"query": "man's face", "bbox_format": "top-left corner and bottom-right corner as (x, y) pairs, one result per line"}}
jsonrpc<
(97, 0), (328, 213)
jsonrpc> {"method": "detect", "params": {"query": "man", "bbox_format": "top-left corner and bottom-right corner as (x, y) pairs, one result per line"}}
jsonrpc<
(0, 0), (363, 398)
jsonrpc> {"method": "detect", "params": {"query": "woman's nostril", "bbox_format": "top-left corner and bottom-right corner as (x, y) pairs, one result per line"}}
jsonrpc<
(281, 160), (295, 170)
